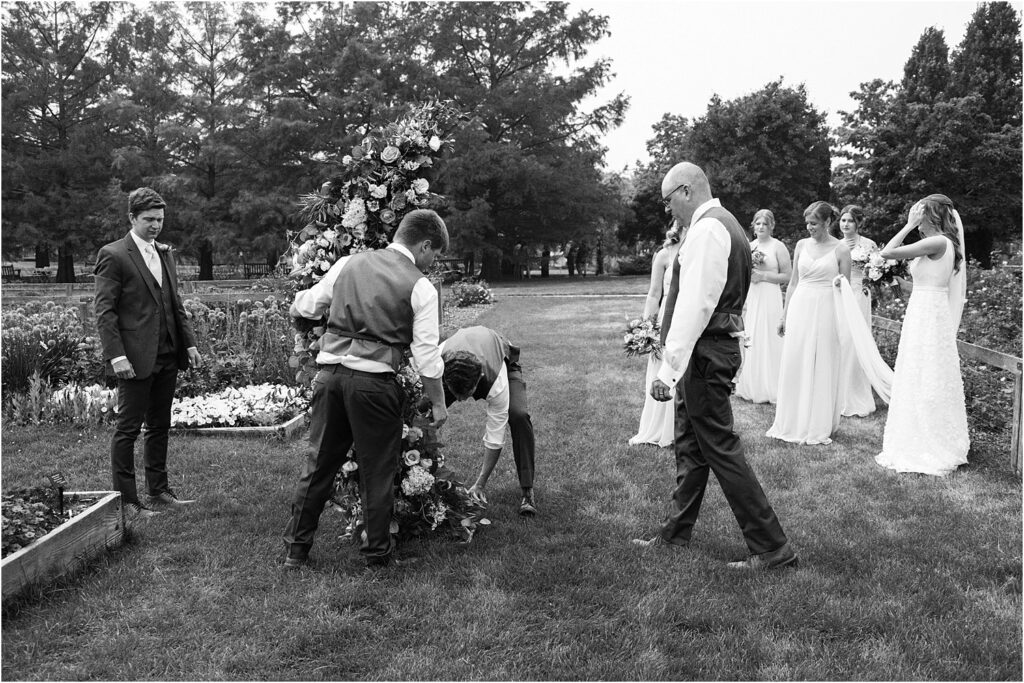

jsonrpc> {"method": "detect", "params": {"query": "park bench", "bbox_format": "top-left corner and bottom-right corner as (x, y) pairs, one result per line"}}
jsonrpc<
(243, 263), (273, 279)
(2, 265), (22, 281)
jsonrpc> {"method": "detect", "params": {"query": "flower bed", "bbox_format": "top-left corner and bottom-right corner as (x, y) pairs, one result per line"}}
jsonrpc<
(2, 489), (124, 602)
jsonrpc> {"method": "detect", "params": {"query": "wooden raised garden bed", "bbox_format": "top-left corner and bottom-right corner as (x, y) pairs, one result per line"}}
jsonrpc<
(2, 491), (125, 602)
(170, 412), (306, 440)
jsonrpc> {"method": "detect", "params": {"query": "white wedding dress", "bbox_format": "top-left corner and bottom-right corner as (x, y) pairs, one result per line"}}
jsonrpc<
(840, 237), (878, 417)
(629, 259), (675, 447)
(766, 246), (842, 445)
(736, 239), (784, 404)
(876, 239), (969, 475)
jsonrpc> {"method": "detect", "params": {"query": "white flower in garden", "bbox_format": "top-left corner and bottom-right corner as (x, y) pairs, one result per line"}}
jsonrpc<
(342, 155), (353, 165)
(412, 178), (429, 195)
(401, 466), (435, 497)
(403, 449), (421, 467)
(323, 228), (338, 241)
(342, 460), (358, 473)
(341, 198), (367, 228)
(402, 160), (420, 171)
(352, 224), (366, 239)
(381, 145), (401, 163)
(367, 200), (379, 212)
(405, 189), (417, 202)
(402, 424), (409, 439)
(419, 458), (433, 470)
(428, 135), (441, 151)
(317, 237), (330, 248)
(369, 183), (388, 199)
(380, 208), (397, 225)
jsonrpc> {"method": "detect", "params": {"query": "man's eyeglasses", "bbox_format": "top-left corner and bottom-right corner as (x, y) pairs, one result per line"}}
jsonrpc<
(661, 183), (688, 208)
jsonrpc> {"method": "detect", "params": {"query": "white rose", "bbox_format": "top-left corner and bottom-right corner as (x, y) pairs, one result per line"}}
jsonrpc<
(428, 135), (442, 151)
(342, 155), (353, 165)
(412, 178), (429, 195)
(371, 183), (388, 199)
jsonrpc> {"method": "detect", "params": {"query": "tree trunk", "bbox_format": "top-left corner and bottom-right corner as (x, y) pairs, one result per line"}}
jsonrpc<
(35, 242), (50, 268)
(199, 239), (214, 280)
(540, 248), (550, 278)
(595, 244), (605, 276)
(55, 240), (75, 283)
(480, 251), (502, 281)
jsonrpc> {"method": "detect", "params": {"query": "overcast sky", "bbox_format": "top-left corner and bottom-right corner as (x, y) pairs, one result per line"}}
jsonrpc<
(567, 0), (1013, 171)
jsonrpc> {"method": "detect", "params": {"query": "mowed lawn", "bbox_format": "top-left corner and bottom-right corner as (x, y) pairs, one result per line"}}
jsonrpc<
(2, 288), (1021, 680)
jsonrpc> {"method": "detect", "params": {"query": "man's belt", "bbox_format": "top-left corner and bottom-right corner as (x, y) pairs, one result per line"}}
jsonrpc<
(326, 325), (403, 372)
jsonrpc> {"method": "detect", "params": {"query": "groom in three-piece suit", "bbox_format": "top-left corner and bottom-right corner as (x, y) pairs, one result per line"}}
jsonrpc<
(633, 162), (797, 571)
(94, 187), (202, 518)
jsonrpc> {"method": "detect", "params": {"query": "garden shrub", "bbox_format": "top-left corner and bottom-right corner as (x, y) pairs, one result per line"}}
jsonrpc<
(616, 254), (652, 276)
(444, 281), (494, 308)
(1, 302), (103, 395)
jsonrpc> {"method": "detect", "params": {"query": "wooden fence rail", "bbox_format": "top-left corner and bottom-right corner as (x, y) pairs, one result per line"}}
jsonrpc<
(873, 315), (1023, 476)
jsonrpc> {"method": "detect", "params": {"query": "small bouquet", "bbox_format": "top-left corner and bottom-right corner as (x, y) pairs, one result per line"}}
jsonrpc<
(751, 247), (766, 268)
(862, 248), (907, 300)
(850, 242), (873, 267)
(623, 317), (662, 359)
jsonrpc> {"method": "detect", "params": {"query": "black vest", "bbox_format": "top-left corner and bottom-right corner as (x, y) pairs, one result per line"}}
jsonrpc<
(443, 326), (519, 401)
(153, 258), (179, 357)
(322, 249), (423, 371)
(661, 205), (751, 344)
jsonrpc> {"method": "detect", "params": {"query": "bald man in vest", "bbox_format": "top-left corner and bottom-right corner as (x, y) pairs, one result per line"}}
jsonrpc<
(440, 326), (537, 516)
(632, 162), (798, 571)
(283, 209), (449, 570)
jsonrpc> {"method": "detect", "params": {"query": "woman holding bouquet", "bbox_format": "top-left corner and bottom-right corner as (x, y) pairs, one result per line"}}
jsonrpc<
(628, 224), (683, 447)
(767, 201), (851, 445)
(838, 205), (879, 417)
(875, 195), (969, 476)
(735, 209), (791, 404)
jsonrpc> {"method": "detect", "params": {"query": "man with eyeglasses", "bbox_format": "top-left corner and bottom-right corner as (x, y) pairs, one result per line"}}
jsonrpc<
(440, 326), (538, 516)
(632, 162), (798, 571)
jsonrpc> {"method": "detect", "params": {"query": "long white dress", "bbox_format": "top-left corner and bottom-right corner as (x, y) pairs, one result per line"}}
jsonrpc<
(840, 236), (878, 416)
(629, 258), (675, 447)
(766, 246), (842, 445)
(876, 240), (969, 475)
(736, 239), (784, 403)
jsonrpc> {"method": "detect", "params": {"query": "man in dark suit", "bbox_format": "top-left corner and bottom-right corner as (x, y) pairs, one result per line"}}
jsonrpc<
(633, 162), (797, 571)
(94, 187), (202, 520)
(440, 326), (538, 516)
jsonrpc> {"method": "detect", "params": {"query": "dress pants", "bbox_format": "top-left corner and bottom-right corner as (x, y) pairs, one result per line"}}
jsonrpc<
(506, 361), (536, 489)
(660, 337), (788, 554)
(111, 352), (179, 505)
(284, 364), (402, 565)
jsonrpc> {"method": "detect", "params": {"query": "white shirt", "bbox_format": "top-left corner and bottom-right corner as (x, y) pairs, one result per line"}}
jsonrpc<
(290, 243), (443, 379)
(130, 231), (162, 286)
(438, 339), (510, 450)
(656, 198), (731, 389)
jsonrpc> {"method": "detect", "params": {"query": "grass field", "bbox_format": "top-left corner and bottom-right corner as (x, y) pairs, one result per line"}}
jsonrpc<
(2, 286), (1021, 680)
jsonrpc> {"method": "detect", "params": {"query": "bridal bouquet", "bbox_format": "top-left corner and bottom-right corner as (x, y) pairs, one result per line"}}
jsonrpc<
(751, 247), (766, 267)
(623, 318), (662, 359)
(862, 248), (907, 299)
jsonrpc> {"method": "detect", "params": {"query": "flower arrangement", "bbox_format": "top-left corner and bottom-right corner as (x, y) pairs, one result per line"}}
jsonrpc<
(751, 247), (766, 268)
(623, 317), (662, 359)
(331, 364), (489, 543)
(286, 102), (488, 543)
(861, 247), (907, 299)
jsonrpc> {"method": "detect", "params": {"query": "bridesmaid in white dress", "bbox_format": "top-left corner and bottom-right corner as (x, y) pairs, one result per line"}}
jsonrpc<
(767, 201), (852, 445)
(875, 194), (969, 475)
(838, 205), (879, 417)
(736, 209), (791, 404)
(629, 225), (683, 447)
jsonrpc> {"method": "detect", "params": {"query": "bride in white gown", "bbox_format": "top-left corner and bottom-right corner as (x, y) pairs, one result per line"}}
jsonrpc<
(629, 225), (682, 447)
(875, 194), (969, 475)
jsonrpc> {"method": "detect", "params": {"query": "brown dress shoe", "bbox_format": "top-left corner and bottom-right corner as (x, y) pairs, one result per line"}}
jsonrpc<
(726, 542), (799, 570)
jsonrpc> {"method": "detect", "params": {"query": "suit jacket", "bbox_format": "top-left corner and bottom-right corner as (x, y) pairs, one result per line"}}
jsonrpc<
(94, 233), (197, 379)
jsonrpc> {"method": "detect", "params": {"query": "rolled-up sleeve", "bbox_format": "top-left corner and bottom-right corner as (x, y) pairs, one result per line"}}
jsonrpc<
(290, 257), (347, 320)
(482, 364), (510, 449)
(656, 219), (730, 389)
(410, 278), (443, 379)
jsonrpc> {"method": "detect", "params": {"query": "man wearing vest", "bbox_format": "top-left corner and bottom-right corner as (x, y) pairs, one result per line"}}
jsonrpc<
(632, 162), (798, 571)
(94, 187), (203, 520)
(283, 209), (450, 570)
(440, 326), (538, 516)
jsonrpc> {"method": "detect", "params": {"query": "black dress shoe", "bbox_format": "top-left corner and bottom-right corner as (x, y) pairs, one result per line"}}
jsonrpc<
(727, 542), (799, 571)
(519, 491), (538, 516)
(283, 556), (309, 570)
(631, 535), (687, 549)
(147, 490), (196, 507)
